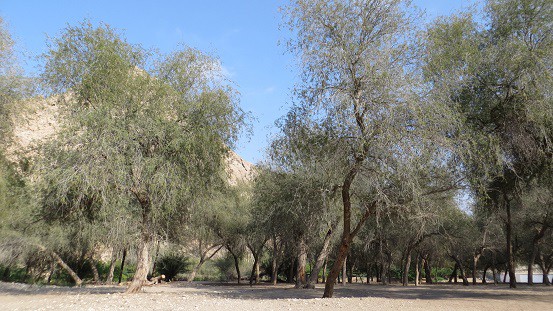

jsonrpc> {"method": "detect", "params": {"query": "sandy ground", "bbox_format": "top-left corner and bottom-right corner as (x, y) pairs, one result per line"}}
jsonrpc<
(1, 281), (551, 311)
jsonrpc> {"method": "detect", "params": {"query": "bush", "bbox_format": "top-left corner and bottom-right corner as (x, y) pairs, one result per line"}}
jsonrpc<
(155, 252), (190, 281)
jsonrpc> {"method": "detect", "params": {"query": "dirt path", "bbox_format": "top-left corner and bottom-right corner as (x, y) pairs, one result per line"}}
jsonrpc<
(1, 281), (551, 311)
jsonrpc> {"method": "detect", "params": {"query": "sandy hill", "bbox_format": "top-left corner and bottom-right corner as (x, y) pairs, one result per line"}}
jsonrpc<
(9, 96), (255, 184)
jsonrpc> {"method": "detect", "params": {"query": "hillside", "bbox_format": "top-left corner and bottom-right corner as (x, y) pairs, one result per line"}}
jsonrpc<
(9, 96), (255, 183)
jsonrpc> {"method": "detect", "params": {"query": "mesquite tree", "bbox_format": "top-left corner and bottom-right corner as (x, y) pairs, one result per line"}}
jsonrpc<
(38, 21), (245, 293)
(423, 0), (553, 288)
(283, 0), (463, 297)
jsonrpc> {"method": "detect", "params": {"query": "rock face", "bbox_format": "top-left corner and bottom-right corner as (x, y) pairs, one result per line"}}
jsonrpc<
(9, 96), (59, 159)
(10, 96), (254, 183)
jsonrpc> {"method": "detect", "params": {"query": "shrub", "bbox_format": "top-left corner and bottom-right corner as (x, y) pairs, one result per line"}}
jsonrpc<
(155, 252), (190, 281)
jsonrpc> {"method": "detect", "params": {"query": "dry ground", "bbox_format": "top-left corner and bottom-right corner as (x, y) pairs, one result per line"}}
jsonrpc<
(1, 281), (551, 311)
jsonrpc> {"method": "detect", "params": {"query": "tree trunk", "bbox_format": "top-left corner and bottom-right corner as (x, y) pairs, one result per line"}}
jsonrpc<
(151, 240), (161, 277)
(472, 254), (480, 285)
(482, 265), (488, 284)
(504, 197), (517, 288)
(118, 249), (127, 284)
(90, 257), (100, 284)
(528, 225), (547, 286)
(322, 159), (374, 298)
(307, 228), (334, 286)
(188, 244), (223, 283)
(341, 256), (347, 286)
(271, 251), (278, 285)
(250, 254), (259, 286)
(322, 259), (327, 283)
(538, 256), (551, 285)
(36, 244), (82, 286)
(448, 263), (458, 283)
(230, 250), (241, 284)
(295, 238), (308, 288)
(451, 256), (469, 286)
(127, 195), (153, 294)
(423, 257), (433, 284)
(402, 250), (411, 286)
(414, 255), (420, 286)
(106, 253), (117, 284)
(126, 236), (151, 293)
(287, 258), (295, 283)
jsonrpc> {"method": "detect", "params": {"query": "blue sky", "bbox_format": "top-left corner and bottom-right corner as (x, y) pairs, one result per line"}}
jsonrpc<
(1, 0), (479, 164)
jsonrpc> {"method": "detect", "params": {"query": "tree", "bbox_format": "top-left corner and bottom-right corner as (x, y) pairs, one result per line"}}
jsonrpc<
(283, 0), (461, 297)
(38, 21), (245, 293)
(423, 0), (553, 288)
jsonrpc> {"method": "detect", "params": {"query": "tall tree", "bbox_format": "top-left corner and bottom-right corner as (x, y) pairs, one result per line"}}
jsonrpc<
(423, 0), (553, 288)
(283, 0), (461, 297)
(38, 21), (245, 293)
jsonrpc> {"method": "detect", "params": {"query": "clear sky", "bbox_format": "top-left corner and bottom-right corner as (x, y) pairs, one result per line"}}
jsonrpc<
(1, 0), (479, 164)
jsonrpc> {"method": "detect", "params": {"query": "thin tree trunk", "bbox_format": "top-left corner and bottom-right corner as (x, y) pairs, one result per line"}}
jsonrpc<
(322, 259), (327, 283)
(402, 250), (411, 286)
(322, 159), (374, 298)
(423, 257), (433, 284)
(528, 225), (547, 285)
(342, 256), (347, 286)
(271, 236), (280, 285)
(482, 265), (488, 284)
(36, 244), (82, 286)
(230, 250), (241, 284)
(448, 263), (458, 283)
(250, 254), (259, 286)
(307, 228), (334, 286)
(188, 245), (223, 283)
(118, 249), (127, 284)
(90, 257), (100, 284)
(472, 254), (480, 285)
(504, 197), (517, 288)
(538, 255), (551, 285)
(106, 254), (117, 284)
(415, 255), (420, 286)
(287, 258), (295, 283)
(151, 240), (161, 277)
(295, 238), (308, 288)
(451, 255), (469, 286)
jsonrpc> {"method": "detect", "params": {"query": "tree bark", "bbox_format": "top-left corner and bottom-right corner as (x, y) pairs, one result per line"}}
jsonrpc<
(448, 263), (458, 283)
(295, 238), (308, 288)
(451, 255), (469, 286)
(423, 257), (433, 284)
(482, 265), (488, 284)
(230, 250), (241, 284)
(538, 255), (551, 285)
(188, 244), (223, 283)
(342, 256), (347, 286)
(402, 250), (412, 286)
(322, 260), (327, 283)
(90, 257), (100, 284)
(415, 255), (420, 286)
(36, 244), (82, 286)
(126, 194), (153, 294)
(472, 254), (481, 285)
(118, 249), (127, 284)
(504, 196), (517, 288)
(307, 228), (334, 286)
(528, 225), (547, 285)
(106, 253), (117, 284)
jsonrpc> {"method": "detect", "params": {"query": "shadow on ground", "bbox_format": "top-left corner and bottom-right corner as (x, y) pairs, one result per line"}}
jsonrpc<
(167, 282), (553, 303)
(1, 280), (551, 304)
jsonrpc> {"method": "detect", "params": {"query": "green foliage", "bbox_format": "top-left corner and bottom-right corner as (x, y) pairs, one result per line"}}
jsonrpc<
(34, 21), (247, 286)
(155, 252), (191, 281)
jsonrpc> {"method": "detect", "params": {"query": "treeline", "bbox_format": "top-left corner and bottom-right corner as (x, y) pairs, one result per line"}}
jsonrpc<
(0, 0), (552, 298)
